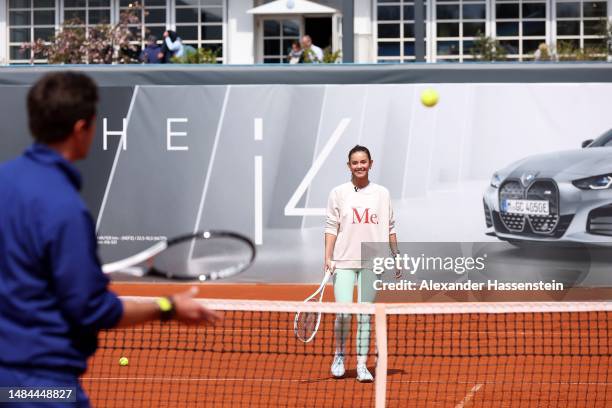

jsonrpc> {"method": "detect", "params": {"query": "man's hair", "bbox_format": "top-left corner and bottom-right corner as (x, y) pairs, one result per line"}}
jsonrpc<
(348, 145), (372, 161)
(148, 35), (158, 43)
(27, 72), (99, 144)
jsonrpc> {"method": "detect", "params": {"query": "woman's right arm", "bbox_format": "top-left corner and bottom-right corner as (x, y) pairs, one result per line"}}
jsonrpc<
(324, 233), (337, 272)
(165, 36), (181, 51)
(324, 189), (339, 273)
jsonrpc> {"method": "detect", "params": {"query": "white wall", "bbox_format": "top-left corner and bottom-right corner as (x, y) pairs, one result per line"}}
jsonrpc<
(228, 0), (255, 64)
(354, 0), (373, 62)
(0, 1), (7, 64)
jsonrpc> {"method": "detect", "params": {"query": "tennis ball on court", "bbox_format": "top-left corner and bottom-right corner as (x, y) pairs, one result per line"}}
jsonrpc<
(119, 357), (129, 366)
(420, 88), (439, 107)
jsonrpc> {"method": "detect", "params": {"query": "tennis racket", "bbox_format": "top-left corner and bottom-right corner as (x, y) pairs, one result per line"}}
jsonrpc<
(294, 266), (333, 343)
(101, 231), (255, 281)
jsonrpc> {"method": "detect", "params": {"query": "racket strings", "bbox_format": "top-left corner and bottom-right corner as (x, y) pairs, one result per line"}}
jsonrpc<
(152, 235), (254, 279)
(295, 299), (321, 342)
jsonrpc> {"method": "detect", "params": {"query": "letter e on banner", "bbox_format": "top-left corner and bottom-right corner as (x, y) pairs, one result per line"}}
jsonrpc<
(167, 118), (189, 151)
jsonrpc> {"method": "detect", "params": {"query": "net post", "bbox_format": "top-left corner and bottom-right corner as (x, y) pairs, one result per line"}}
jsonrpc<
(375, 304), (388, 408)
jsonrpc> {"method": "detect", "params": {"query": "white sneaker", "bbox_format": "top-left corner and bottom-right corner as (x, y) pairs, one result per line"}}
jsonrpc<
(356, 364), (374, 382)
(331, 353), (345, 378)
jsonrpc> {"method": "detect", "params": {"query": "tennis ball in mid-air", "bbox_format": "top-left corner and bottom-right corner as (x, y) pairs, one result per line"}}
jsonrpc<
(420, 88), (439, 107)
(119, 357), (129, 366)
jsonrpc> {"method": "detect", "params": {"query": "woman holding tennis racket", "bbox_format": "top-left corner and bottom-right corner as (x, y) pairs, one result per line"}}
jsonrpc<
(324, 145), (398, 382)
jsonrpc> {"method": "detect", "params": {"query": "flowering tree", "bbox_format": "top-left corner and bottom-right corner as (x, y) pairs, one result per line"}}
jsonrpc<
(22, 4), (144, 64)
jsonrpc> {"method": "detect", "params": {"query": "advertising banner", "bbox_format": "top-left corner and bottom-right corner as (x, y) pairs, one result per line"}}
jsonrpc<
(1, 77), (611, 285)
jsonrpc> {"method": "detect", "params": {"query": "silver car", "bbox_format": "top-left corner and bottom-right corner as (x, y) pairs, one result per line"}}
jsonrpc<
(484, 129), (612, 245)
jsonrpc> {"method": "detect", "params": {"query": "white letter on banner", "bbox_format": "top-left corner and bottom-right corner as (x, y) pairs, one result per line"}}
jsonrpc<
(167, 118), (189, 151)
(284, 118), (351, 216)
(103, 118), (127, 151)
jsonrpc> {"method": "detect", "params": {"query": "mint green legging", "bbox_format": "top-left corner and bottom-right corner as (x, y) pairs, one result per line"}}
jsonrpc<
(333, 268), (377, 357)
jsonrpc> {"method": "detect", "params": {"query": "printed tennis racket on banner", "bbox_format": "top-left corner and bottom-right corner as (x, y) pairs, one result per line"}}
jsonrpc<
(294, 265), (333, 343)
(102, 231), (255, 281)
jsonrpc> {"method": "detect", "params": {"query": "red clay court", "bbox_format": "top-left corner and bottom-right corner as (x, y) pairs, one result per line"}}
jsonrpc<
(81, 283), (611, 407)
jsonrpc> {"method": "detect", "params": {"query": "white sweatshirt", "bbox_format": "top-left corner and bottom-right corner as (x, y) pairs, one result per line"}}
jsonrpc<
(325, 182), (396, 269)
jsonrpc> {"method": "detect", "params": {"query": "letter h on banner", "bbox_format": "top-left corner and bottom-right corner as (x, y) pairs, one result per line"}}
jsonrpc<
(103, 118), (127, 151)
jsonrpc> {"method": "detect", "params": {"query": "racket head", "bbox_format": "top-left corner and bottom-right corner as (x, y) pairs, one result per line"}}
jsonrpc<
(294, 271), (331, 343)
(294, 303), (322, 343)
(104, 231), (255, 281)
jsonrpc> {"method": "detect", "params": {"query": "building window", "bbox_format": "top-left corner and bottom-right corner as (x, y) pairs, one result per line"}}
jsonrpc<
(376, 0), (428, 63)
(8, 0), (57, 63)
(555, 0), (607, 51)
(494, 0), (547, 60)
(119, 0), (166, 45)
(63, 0), (111, 27)
(261, 19), (300, 63)
(435, 0), (487, 61)
(174, 0), (224, 62)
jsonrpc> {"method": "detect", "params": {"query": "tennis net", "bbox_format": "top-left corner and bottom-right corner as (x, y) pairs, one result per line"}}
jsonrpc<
(83, 299), (611, 407)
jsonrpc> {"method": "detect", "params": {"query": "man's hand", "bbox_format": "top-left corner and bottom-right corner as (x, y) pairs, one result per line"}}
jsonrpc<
(172, 287), (222, 325)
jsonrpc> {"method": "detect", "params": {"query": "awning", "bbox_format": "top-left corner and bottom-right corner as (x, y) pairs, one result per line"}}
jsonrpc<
(247, 0), (337, 15)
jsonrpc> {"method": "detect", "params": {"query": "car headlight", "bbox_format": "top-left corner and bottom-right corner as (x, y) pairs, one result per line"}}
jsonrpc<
(572, 174), (612, 190)
(490, 172), (502, 189)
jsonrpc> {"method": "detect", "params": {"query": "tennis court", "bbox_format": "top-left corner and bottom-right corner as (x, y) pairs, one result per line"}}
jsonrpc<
(82, 283), (611, 407)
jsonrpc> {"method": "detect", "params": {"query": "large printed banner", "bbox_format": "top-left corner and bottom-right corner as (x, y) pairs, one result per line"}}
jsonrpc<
(1, 82), (611, 284)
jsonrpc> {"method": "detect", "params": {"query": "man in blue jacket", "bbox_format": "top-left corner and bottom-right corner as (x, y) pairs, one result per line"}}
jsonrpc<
(140, 35), (162, 63)
(0, 72), (220, 407)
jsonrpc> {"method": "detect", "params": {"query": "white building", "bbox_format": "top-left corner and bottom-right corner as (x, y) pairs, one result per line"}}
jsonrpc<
(1, 0), (610, 65)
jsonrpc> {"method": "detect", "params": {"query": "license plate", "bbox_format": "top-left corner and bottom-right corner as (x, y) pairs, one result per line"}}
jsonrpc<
(502, 199), (549, 216)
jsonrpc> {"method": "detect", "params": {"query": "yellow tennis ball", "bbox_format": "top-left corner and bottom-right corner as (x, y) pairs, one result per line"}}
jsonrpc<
(119, 357), (129, 366)
(420, 88), (439, 107)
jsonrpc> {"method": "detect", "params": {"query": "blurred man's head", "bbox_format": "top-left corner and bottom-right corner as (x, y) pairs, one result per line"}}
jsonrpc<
(147, 35), (158, 46)
(27, 72), (99, 161)
(301, 35), (313, 48)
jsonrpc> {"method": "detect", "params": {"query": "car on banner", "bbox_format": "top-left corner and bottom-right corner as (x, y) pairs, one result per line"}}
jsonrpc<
(483, 128), (612, 245)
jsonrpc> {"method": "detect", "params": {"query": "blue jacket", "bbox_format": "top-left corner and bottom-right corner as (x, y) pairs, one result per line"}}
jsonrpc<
(0, 144), (123, 375)
(140, 43), (162, 63)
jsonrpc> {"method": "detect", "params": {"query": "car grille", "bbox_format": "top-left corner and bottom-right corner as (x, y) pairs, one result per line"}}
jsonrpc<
(526, 180), (559, 233)
(498, 179), (560, 235)
(588, 204), (612, 237)
(499, 181), (525, 231)
(483, 199), (492, 228)
(492, 212), (573, 239)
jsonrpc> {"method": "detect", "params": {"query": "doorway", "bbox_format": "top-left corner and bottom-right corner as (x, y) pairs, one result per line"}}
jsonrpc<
(304, 17), (332, 50)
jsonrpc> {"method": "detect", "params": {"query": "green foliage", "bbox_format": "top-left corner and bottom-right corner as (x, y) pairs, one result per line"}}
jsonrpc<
(470, 33), (506, 61)
(322, 47), (342, 63)
(300, 48), (317, 63)
(556, 41), (607, 61)
(549, 19), (609, 61)
(171, 47), (219, 64)
(300, 47), (341, 64)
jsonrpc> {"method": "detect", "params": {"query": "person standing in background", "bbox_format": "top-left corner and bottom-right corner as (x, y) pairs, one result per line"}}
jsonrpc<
(301, 35), (323, 63)
(158, 30), (185, 62)
(140, 35), (162, 63)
